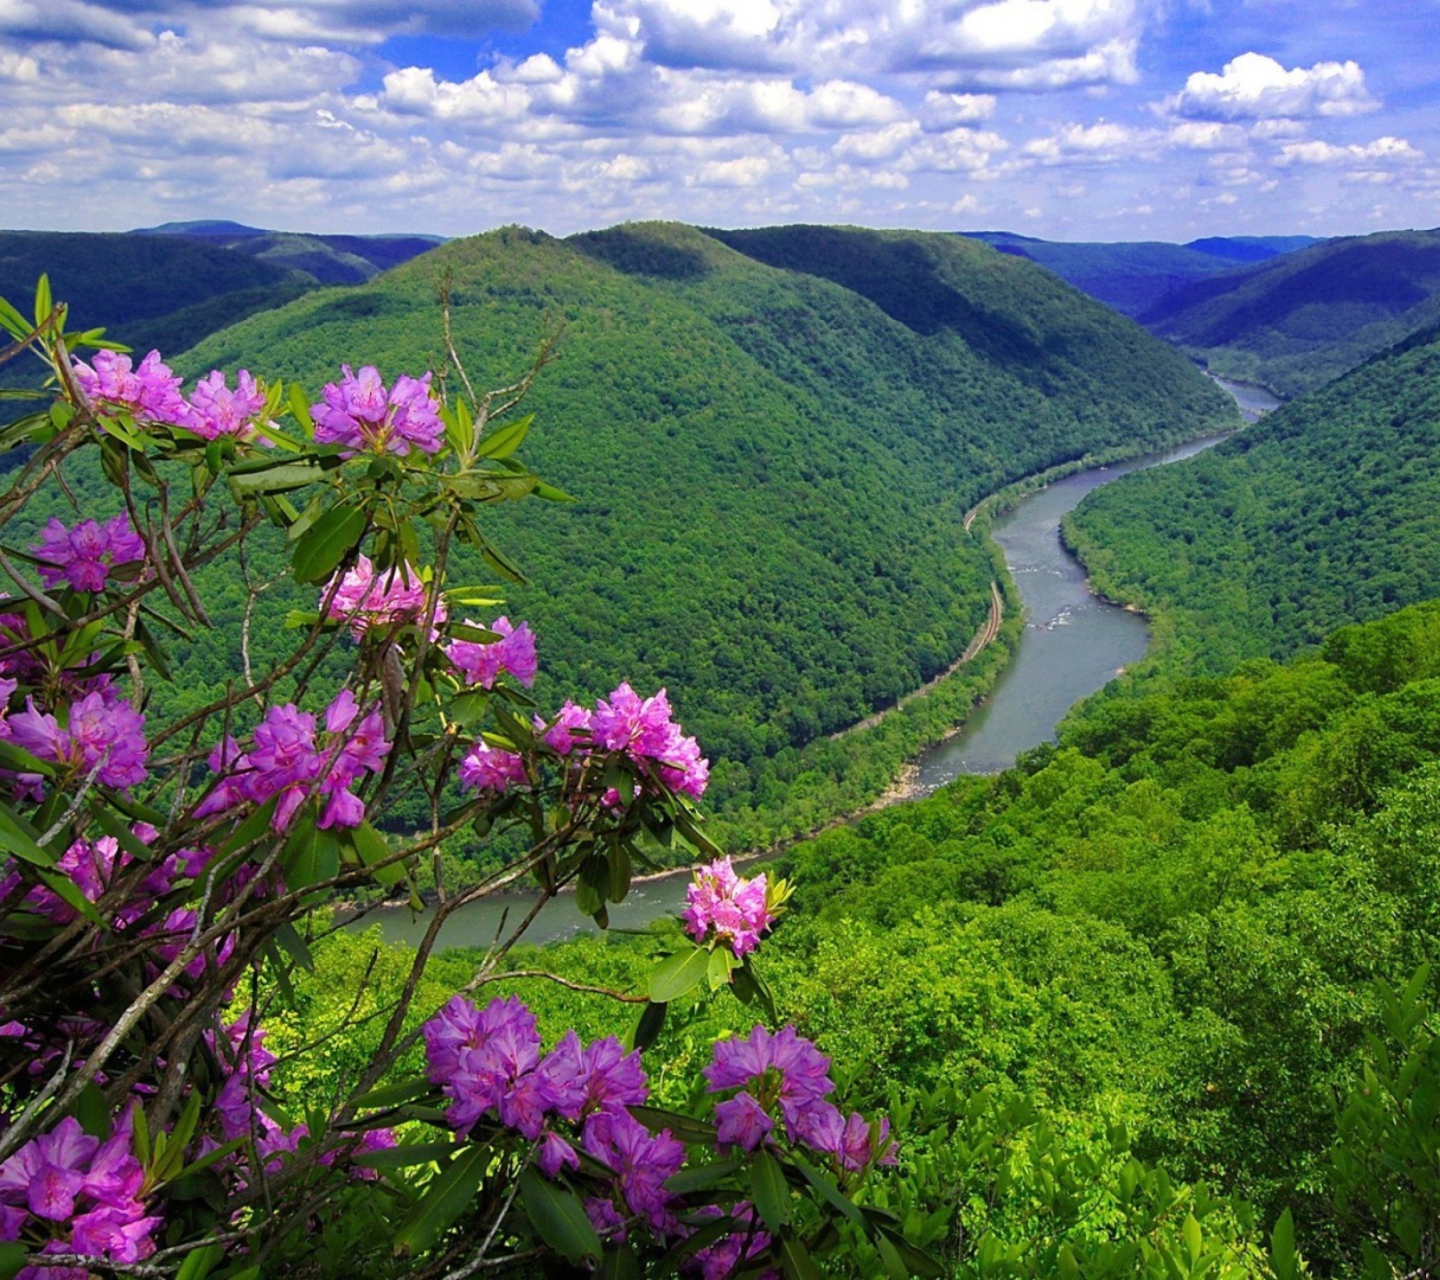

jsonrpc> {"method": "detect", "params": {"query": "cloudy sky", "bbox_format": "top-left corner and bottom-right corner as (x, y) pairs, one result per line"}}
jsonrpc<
(1, 0), (1435, 241)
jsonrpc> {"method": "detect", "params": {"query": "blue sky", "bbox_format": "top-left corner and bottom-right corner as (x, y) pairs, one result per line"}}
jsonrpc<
(1, 0), (1435, 242)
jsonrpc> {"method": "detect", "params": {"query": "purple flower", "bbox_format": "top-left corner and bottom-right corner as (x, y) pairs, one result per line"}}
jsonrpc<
(714, 1091), (774, 1153)
(705, 1025), (834, 1140)
(536, 700), (591, 756)
(536, 1132), (580, 1179)
(581, 1110), (684, 1238)
(683, 857), (773, 957)
(72, 349), (194, 427)
(2, 687), (149, 792)
(311, 365), (443, 456)
(592, 683), (709, 799)
(32, 514), (145, 593)
(446, 616), (537, 690)
(188, 369), (266, 442)
(423, 995), (542, 1136)
(323, 557), (446, 639)
(458, 741), (528, 795)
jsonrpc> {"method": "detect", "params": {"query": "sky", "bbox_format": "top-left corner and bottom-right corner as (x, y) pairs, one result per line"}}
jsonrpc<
(1, 0), (1436, 242)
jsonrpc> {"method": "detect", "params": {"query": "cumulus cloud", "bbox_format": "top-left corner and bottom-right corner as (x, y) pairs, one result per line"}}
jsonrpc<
(1276, 135), (1421, 166)
(1167, 52), (1378, 121)
(0, 0), (152, 49)
(1024, 119), (1160, 163)
(920, 91), (996, 129)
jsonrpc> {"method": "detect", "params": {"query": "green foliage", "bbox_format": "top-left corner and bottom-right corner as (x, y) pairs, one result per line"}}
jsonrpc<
(1139, 228), (1440, 398)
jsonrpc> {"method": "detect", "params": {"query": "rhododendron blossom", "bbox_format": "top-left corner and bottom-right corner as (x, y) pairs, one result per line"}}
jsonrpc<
(323, 556), (446, 638)
(311, 365), (443, 456)
(188, 368), (266, 441)
(72, 349), (193, 426)
(446, 616), (536, 689)
(592, 682), (709, 799)
(1, 685), (149, 792)
(684, 856), (773, 956)
(457, 740), (528, 794)
(32, 514), (145, 593)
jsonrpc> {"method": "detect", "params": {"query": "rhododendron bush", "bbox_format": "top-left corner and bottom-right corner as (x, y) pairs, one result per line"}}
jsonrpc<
(0, 281), (928, 1279)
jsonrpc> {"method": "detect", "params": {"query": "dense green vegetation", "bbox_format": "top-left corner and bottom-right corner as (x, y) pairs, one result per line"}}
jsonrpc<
(960, 232), (1317, 317)
(1064, 321), (1440, 675)
(1139, 228), (1440, 398)
(305, 600), (1440, 1274)
(167, 221), (1232, 844)
(133, 220), (444, 284)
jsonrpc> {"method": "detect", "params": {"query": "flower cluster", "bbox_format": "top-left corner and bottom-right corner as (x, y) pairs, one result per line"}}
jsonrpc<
(311, 365), (443, 457)
(705, 1025), (896, 1172)
(1, 683), (149, 794)
(445, 616), (536, 689)
(193, 688), (389, 833)
(683, 857), (774, 956)
(322, 556), (447, 639)
(0, 1110), (161, 1273)
(188, 368), (267, 442)
(31, 514), (145, 594)
(72, 349), (192, 426)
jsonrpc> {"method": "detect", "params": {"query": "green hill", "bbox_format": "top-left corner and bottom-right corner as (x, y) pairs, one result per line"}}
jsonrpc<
(960, 231), (1317, 317)
(132, 221), (445, 285)
(0, 229), (315, 356)
(125, 221), (1231, 828)
(1139, 228), (1440, 397)
(1063, 321), (1440, 674)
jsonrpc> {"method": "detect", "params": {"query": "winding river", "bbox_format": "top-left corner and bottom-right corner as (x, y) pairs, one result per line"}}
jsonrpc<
(348, 377), (1279, 950)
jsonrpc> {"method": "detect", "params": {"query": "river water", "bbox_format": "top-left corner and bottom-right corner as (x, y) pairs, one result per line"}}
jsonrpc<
(349, 380), (1275, 950)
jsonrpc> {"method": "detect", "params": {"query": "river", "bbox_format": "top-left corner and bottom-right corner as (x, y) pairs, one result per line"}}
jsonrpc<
(348, 380), (1276, 950)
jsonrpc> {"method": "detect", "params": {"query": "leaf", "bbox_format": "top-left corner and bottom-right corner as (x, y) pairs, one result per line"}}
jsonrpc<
(793, 1156), (864, 1226)
(175, 1244), (227, 1280)
(34, 274), (52, 329)
(0, 1243), (29, 1280)
(707, 945), (737, 991)
(535, 481), (576, 502)
(352, 1078), (434, 1111)
(291, 503), (367, 584)
(663, 1158), (741, 1196)
(875, 1225), (945, 1278)
(519, 1167), (602, 1264)
(393, 1144), (492, 1257)
(627, 1104), (716, 1146)
(630, 1001), (667, 1053)
(288, 383), (314, 433)
(648, 946), (712, 1003)
(0, 292), (33, 340)
(749, 1150), (791, 1233)
(474, 414), (533, 460)
(1270, 1209), (1297, 1280)
(227, 459), (328, 498)
(0, 800), (55, 867)
(778, 1234), (821, 1280)
(599, 1244), (642, 1280)
(352, 821), (406, 887)
(353, 1140), (459, 1170)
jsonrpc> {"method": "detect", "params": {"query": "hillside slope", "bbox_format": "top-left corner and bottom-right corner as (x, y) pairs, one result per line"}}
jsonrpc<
(1139, 228), (1440, 397)
(1064, 322), (1440, 674)
(171, 221), (1235, 812)
(960, 231), (1317, 317)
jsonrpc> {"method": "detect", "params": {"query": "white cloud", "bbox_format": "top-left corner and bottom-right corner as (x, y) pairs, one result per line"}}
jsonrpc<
(1276, 135), (1422, 166)
(1167, 120), (1246, 150)
(920, 91), (996, 129)
(1167, 52), (1378, 121)
(0, 0), (152, 49)
(1024, 119), (1159, 163)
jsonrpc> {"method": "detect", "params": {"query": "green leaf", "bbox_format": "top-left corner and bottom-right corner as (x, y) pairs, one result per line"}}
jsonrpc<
(648, 946), (712, 1003)
(630, 1001), (667, 1053)
(292, 503), (367, 583)
(535, 481), (576, 502)
(353, 1140), (458, 1170)
(0, 800), (55, 867)
(34, 274), (52, 329)
(778, 1234), (821, 1280)
(627, 1104), (716, 1146)
(519, 1167), (602, 1264)
(352, 821), (405, 887)
(707, 945), (737, 991)
(875, 1226), (945, 1278)
(175, 1244), (227, 1280)
(663, 1158), (740, 1196)
(599, 1244), (642, 1280)
(1270, 1209), (1297, 1280)
(0, 292), (33, 340)
(288, 382), (314, 433)
(749, 1150), (791, 1233)
(793, 1156), (864, 1226)
(0, 1242), (29, 1280)
(353, 1078), (434, 1111)
(393, 1144), (492, 1257)
(474, 414), (533, 460)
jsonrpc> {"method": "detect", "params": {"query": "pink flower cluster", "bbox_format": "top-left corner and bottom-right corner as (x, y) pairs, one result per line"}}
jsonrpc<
(311, 365), (443, 457)
(31, 515), (145, 594)
(323, 557), (447, 639)
(423, 995), (691, 1233)
(72, 351), (267, 440)
(445, 616), (536, 689)
(1, 683), (149, 794)
(207, 1013), (308, 1173)
(193, 688), (390, 833)
(705, 1026), (897, 1173)
(683, 857), (773, 957)
(0, 1110), (161, 1273)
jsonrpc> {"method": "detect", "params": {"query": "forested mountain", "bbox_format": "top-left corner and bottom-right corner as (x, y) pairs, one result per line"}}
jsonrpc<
(1139, 227), (1440, 397)
(1063, 321), (1440, 673)
(160, 222), (1234, 826)
(0, 229), (315, 358)
(959, 231), (1317, 316)
(132, 220), (444, 285)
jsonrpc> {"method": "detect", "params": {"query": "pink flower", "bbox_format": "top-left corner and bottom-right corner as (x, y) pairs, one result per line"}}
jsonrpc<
(458, 740), (528, 795)
(188, 369), (266, 442)
(32, 514), (145, 593)
(446, 616), (537, 690)
(536, 1132), (580, 1179)
(2, 687), (149, 791)
(714, 1091), (773, 1152)
(311, 365), (443, 456)
(423, 995), (543, 1136)
(581, 1110), (684, 1237)
(536, 700), (591, 756)
(592, 683), (709, 799)
(683, 858), (773, 956)
(322, 557), (446, 638)
(72, 349), (195, 427)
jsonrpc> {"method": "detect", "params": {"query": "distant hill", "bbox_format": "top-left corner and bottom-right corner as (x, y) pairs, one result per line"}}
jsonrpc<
(131, 222), (444, 285)
(171, 221), (1235, 820)
(1064, 320), (1440, 675)
(959, 231), (1318, 317)
(1138, 228), (1440, 398)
